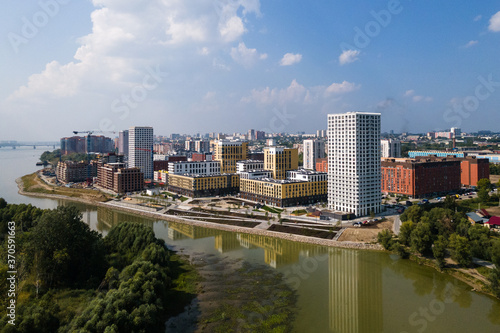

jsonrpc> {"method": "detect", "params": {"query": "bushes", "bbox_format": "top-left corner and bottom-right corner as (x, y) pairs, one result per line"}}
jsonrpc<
(377, 230), (394, 250)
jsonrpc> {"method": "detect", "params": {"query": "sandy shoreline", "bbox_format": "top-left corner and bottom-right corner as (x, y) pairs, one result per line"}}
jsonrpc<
(16, 176), (382, 251)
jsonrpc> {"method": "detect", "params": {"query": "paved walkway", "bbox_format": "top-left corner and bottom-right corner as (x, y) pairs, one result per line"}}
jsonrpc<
(393, 216), (402, 235)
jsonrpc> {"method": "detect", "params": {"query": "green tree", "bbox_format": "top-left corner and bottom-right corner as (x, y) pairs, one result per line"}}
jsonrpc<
(27, 206), (106, 288)
(468, 225), (492, 260)
(490, 240), (500, 268)
(377, 230), (394, 250)
(398, 221), (414, 246)
(450, 234), (472, 267)
(410, 222), (433, 256)
(433, 235), (448, 270)
(443, 195), (457, 211)
(477, 178), (492, 203)
(401, 205), (423, 223)
(391, 241), (409, 259)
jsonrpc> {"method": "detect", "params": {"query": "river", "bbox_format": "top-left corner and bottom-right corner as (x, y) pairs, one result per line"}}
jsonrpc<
(1, 147), (499, 332)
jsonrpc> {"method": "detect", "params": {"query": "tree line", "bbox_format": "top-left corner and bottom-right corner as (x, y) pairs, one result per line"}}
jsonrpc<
(0, 200), (185, 332)
(378, 197), (500, 298)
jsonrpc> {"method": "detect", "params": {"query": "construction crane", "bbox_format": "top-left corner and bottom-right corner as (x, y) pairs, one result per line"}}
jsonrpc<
(72, 130), (116, 184)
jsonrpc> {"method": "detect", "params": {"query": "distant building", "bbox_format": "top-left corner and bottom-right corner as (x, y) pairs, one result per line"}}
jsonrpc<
(236, 160), (265, 173)
(129, 126), (153, 179)
(303, 139), (325, 170)
(118, 130), (129, 156)
(381, 156), (461, 198)
(60, 136), (86, 155)
(460, 156), (490, 187)
(317, 129), (326, 138)
(168, 160), (221, 176)
(97, 163), (144, 193)
(409, 151), (465, 158)
(248, 152), (264, 161)
(194, 140), (210, 153)
(191, 152), (213, 161)
(185, 140), (195, 151)
(153, 155), (188, 171)
(154, 170), (168, 184)
(316, 158), (328, 173)
(213, 140), (248, 174)
(56, 161), (97, 183)
(256, 130), (265, 140)
(380, 139), (401, 158)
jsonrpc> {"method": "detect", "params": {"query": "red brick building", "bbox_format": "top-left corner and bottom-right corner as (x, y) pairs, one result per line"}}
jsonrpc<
(381, 156), (461, 198)
(316, 158), (328, 172)
(460, 156), (490, 187)
(153, 155), (187, 171)
(97, 163), (144, 193)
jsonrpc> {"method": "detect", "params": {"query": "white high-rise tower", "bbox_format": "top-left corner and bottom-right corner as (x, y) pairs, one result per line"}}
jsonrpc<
(327, 112), (381, 217)
(303, 139), (325, 170)
(129, 126), (153, 179)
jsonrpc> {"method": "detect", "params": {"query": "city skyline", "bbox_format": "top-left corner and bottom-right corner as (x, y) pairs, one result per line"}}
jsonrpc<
(1, 1), (500, 141)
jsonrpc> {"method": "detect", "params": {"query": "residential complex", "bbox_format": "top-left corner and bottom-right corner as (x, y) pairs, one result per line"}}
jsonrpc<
(303, 139), (325, 170)
(381, 156), (461, 198)
(263, 147), (298, 180)
(129, 126), (154, 179)
(239, 169), (327, 207)
(56, 161), (95, 183)
(97, 163), (144, 193)
(168, 174), (240, 197)
(213, 140), (248, 174)
(328, 112), (381, 217)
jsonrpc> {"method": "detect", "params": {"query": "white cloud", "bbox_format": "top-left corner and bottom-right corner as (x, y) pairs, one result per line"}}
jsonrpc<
(280, 53), (302, 66)
(474, 15), (482, 22)
(339, 49), (360, 65)
(230, 42), (267, 68)
(464, 40), (478, 48)
(9, 0), (262, 101)
(242, 79), (359, 105)
(489, 11), (500, 32)
(403, 89), (432, 102)
(325, 81), (360, 95)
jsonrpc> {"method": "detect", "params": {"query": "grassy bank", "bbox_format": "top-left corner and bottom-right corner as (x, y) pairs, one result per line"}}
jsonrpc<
(20, 172), (109, 202)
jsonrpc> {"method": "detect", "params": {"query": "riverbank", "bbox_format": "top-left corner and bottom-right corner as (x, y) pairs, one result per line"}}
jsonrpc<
(16, 174), (382, 251)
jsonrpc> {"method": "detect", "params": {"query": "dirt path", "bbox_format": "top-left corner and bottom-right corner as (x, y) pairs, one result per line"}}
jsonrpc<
(338, 219), (393, 243)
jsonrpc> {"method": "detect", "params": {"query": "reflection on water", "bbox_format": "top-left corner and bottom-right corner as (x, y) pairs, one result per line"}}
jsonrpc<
(329, 249), (383, 333)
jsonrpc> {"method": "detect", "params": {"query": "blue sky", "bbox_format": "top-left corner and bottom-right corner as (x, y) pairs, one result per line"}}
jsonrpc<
(1, 0), (500, 141)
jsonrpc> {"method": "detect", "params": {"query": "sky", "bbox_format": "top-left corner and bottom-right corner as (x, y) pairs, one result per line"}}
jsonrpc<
(1, 0), (500, 141)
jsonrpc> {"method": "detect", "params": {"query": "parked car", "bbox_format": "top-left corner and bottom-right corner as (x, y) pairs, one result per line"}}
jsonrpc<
(353, 222), (361, 227)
